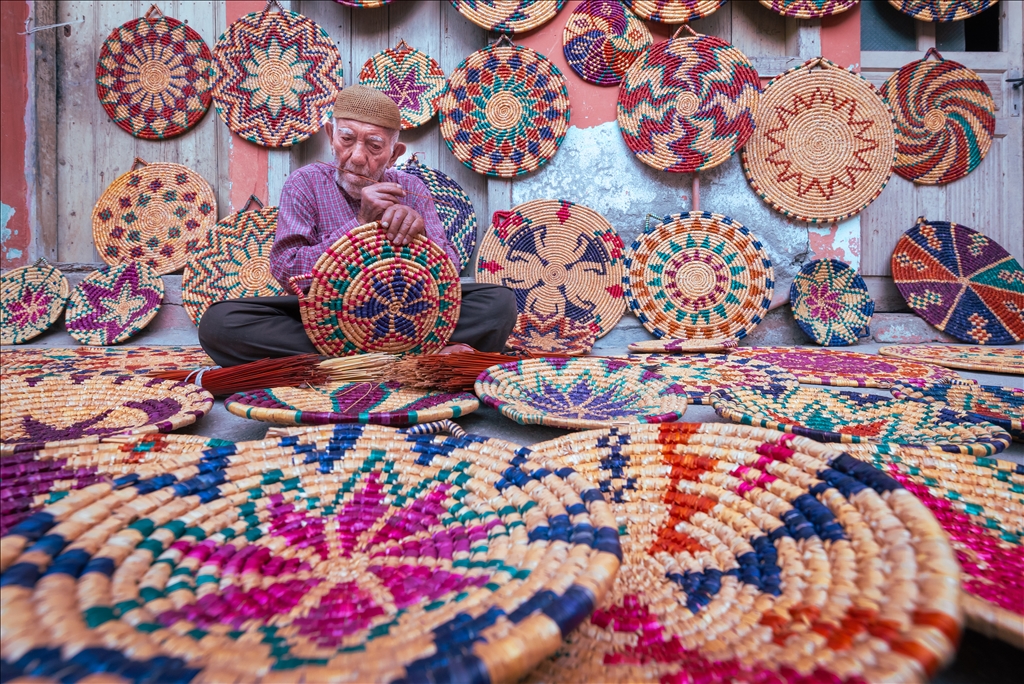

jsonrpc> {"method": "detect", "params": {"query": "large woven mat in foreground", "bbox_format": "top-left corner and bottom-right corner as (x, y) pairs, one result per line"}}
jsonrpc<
(0, 345), (213, 379)
(879, 344), (1024, 375)
(0, 423), (621, 683)
(891, 379), (1024, 442)
(629, 353), (799, 405)
(524, 422), (961, 683)
(728, 347), (958, 388)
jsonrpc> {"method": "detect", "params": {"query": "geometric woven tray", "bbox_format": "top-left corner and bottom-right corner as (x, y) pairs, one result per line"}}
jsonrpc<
(628, 353), (799, 404)
(525, 422), (962, 683)
(449, 0), (567, 33)
(891, 379), (1024, 441)
(0, 260), (69, 345)
(623, 0), (726, 23)
(396, 155), (477, 271)
(790, 258), (874, 346)
(0, 423), (621, 683)
(64, 262), (165, 346)
(879, 344), (1024, 375)
(358, 40), (446, 129)
(727, 347), (959, 388)
(888, 0), (997, 22)
(759, 0), (857, 17)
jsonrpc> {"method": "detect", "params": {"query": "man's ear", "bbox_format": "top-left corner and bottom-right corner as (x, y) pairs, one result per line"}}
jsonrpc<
(324, 119), (334, 140)
(389, 141), (407, 167)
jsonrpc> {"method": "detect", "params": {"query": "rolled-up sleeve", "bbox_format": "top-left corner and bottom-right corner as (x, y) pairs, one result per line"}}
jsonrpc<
(397, 173), (461, 272)
(269, 172), (323, 291)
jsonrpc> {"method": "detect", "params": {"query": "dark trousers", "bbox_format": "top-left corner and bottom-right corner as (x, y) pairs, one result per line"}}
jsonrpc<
(198, 282), (519, 366)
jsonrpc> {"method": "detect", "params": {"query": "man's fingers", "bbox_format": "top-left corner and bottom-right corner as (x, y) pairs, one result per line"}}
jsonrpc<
(369, 183), (406, 197)
(393, 210), (416, 245)
(380, 204), (400, 236)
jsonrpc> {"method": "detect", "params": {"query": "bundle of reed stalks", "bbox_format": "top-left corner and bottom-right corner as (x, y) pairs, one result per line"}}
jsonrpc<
(384, 350), (560, 392)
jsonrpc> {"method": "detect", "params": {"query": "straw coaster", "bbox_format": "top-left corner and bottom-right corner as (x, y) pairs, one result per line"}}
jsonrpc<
(742, 57), (896, 224)
(0, 423), (621, 683)
(297, 222), (461, 356)
(181, 199), (282, 325)
(711, 384), (1012, 455)
(629, 353), (799, 405)
(888, 0), (997, 21)
(879, 344), (1024, 375)
(848, 443), (1023, 648)
(891, 379), (1023, 442)
(0, 260), (69, 345)
(790, 259), (875, 347)
(477, 200), (627, 337)
(225, 381), (479, 426)
(95, 5), (213, 140)
(627, 337), (737, 353)
(562, 0), (652, 87)
(623, 0), (725, 23)
(396, 155), (476, 270)
(625, 212), (774, 342)
(618, 31), (760, 173)
(449, 0), (567, 33)
(0, 373), (213, 452)
(91, 159), (217, 274)
(727, 347), (958, 388)
(211, 3), (343, 147)
(475, 357), (688, 429)
(759, 0), (858, 17)
(505, 311), (599, 357)
(358, 41), (446, 130)
(525, 422), (962, 683)
(437, 42), (570, 178)
(892, 218), (1024, 345)
(65, 262), (165, 346)
(1, 345), (213, 380)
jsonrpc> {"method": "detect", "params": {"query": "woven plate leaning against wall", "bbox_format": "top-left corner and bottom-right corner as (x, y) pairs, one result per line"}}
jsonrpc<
(396, 154), (477, 271)
(0, 259), (69, 345)
(789, 258), (875, 346)
(64, 261), (165, 346)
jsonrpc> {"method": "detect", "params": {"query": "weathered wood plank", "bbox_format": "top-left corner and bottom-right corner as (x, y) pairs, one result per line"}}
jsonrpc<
(731, 0), (786, 58)
(33, 0), (60, 260)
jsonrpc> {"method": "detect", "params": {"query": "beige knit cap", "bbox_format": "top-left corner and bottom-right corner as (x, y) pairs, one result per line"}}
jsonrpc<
(333, 85), (402, 131)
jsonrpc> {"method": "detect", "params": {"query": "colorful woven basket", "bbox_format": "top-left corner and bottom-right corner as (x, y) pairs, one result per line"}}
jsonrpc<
(790, 259), (875, 346)
(0, 423), (620, 683)
(525, 422), (962, 683)
(336, 0), (391, 6)
(630, 353), (799, 405)
(879, 344), (1024, 375)
(65, 262), (165, 346)
(475, 356), (688, 429)
(892, 218), (1024, 345)
(396, 155), (476, 270)
(91, 159), (218, 275)
(888, 0), (998, 21)
(225, 380), (480, 426)
(477, 200), (627, 337)
(880, 49), (995, 185)
(437, 41), (571, 178)
(742, 57), (896, 224)
(623, 0), (726, 23)
(0, 260), (69, 345)
(625, 212), (775, 342)
(295, 222), (460, 356)
(1, 346), (213, 380)
(759, 0), (858, 17)
(181, 196), (282, 325)
(711, 384), (1012, 455)
(562, 0), (652, 87)
(0, 373), (213, 453)
(891, 379), (1023, 442)
(627, 337), (737, 353)
(449, 0), (567, 33)
(618, 30), (760, 173)
(95, 5), (213, 140)
(211, 1), (343, 147)
(727, 347), (959, 388)
(505, 310), (599, 356)
(358, 40), (446, 129)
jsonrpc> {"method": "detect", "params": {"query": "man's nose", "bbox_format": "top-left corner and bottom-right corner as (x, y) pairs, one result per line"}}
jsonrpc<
(349, 143), (368, 166)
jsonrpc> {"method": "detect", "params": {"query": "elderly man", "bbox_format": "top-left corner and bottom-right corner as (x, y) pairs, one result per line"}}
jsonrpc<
(199, 85), (518, 366)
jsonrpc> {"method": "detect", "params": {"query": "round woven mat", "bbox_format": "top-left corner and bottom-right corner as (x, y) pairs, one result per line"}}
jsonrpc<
(477, 200), (626, 337)
(627, 337), (737, 353)
(625, 212), (774, 341)
(0, 423), (620, 683)
(759, 0), (858, 17)
(226, 380), (479, 426)
(880, 51), (995, 185)
(879, 344), (1024, 375)
(524, 422), (961, 683)
(95, 7), (213, 140)
(891, 379), (1023, 442)
(211, 6), (343, 147)
(449, 0), (566, 33)
(65, 262), (165, 346)
(336, 0), (391, 6)
(182, 203), (282, 325)
(91, 160), (218, 274)
(888, 0), (997, 21)
(396, 155), (476, 270)
(790, 258), (875, 346)
(437, 42), (570, 178)
(563, 0), (652, 87)
(711, 384), (1012, 454)
(505, 310), (599, 356)
(629, 353), (799, 405)
(618, 32), (760, 173)
(727, 347), (959, 388)
(0, 260), (69, 345)
(742, 57), (896, 223)
(623, 0), (725, 23)
(892, 218), (1024, 345)
(358, 41), (446, 129)
(299, 222), (461, 356)
(0, 345), (213, 380)
(0, 373), (213, 451)
(475, 356), (688, 429)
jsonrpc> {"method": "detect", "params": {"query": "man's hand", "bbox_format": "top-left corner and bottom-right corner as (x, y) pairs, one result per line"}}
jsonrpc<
(381, 204), (425, 246)
(356, 182), (405, 224)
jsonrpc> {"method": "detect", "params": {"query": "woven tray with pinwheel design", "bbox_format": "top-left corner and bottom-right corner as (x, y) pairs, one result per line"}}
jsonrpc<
(562, 0), (651, 86)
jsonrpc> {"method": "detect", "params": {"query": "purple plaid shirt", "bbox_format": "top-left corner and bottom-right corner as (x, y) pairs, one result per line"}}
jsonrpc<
(270, 163), (459, 291)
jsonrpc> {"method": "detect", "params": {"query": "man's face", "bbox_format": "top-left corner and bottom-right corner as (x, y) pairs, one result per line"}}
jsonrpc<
(328, 118), (403, 196)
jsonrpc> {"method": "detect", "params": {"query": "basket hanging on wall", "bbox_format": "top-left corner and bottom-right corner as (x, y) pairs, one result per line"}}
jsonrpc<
(759, 0), (858, 18)
(623, 0), (726, 23)
(65, 261), (165, 346)
(0, 259), (69, 345)
(888, 0), (998, 21)
(789, 258), (875, 346)
(395, 155), (477, 270)
(562, 0), (652, 87)
(358, 40), (446, 129)
(335, 0), (391, 6)
(449, 0), (567, 33)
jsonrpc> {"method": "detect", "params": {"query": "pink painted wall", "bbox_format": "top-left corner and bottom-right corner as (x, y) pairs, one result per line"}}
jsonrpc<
(225, 0), (270, 211)
(0, 1), (31, 268)
(822, 1), (861, 70)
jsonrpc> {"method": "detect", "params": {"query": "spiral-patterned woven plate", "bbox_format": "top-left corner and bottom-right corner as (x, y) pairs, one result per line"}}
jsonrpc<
(623, 0), (725, 23)
(563, 0), (652, 86)
(888, 0), (998, 21)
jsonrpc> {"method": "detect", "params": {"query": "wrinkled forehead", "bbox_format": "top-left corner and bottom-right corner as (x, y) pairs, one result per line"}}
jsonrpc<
(332, 118), (398, 144)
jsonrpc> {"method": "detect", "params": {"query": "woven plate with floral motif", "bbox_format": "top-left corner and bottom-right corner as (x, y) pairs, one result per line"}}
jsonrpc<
(449, 0), (566, 33)
(790, 258), (875, 346)
(358, 41), (446, 129)
(65, 262), (165, 346)
(728, 347), (959, 388)
(623, 0), (725, 23)
(505, 310), (599, 356)
(888, 0), (997, 21)
(0, 260), (69, 345)
(396, 155), (476, 270)
(563, 0), (652, 86)
(759, 0), (857, 18)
